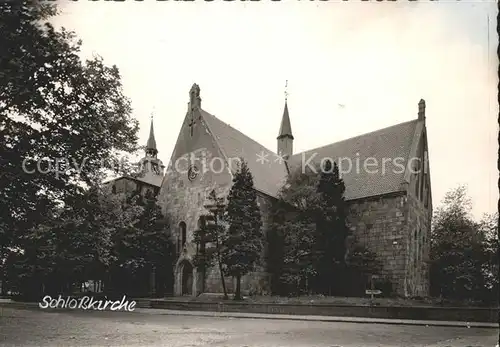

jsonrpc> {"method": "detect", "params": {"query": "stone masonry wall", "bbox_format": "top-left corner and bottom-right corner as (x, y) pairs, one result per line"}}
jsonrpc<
(158, 146), (232, 296)
(405, 192), (431, 297)
(404, 131), (432, 298)
(347, 193), (409, 296)
(159, 145), (275, 296)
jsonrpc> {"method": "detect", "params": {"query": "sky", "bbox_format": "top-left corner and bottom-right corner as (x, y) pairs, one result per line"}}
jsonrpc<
(52, 0), (498, 220)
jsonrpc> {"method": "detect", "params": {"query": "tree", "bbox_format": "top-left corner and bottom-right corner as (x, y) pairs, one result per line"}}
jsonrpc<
(223, 160), (263, 300)
(272, 161), (350, 296)
(6, 184), (144, 298)
(108, 188), (174, 297)
(429, 186), (492, 302)
(0, 2), (139, 257)
(7, 209), (60, 299)
(273, 165), (320, 295)
(266, 201), (288, 295)
(477, 212), (498, 304)
(279, 219), (317, 295)
(344, 242), (383, 296)
(192, 190), (228, 299)
(137, 190), (174, 270)
(315, 160), (349, 295)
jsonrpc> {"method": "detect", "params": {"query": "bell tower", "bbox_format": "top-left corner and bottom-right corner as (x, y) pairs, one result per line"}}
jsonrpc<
(139, 115), (164, 176)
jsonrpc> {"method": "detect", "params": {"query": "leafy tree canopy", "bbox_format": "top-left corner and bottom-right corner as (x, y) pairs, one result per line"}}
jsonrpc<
(0, 1), (139, 252)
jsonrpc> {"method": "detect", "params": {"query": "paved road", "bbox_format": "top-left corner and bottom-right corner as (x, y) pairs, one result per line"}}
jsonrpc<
(0, 307), (498, 347)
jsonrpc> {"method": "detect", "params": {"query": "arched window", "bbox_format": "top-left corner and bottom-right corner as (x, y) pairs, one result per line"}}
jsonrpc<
(179, 221), (187, 248)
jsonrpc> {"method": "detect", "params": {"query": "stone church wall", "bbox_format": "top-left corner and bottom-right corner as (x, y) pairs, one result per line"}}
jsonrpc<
(159, 140), (275, 296)
(158, 143), (233, 296)
(347, 193), (409, 296)
(405, 191), (431, 297)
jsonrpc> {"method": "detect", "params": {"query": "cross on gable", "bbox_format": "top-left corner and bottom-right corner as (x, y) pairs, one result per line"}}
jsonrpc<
(187, 84), (201, 137)
(188, 116), (196, 137)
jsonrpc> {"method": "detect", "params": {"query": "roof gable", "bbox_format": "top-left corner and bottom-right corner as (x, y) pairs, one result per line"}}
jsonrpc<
(197, 106), (421, 201)
(200, 109), (288, 197)
(288, 120), (419, 200)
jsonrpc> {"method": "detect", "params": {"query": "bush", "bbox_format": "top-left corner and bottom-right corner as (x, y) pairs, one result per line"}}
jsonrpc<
(373, 277), (394, 298)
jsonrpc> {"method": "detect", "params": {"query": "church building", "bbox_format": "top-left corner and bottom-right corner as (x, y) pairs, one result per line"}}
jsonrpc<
(158, 84), (432, 299)
(105, 118), (165, 197)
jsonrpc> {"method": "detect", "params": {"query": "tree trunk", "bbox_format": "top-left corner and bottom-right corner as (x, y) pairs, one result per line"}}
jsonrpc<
(217, 258), (228, 300)
(149, 265), (156, 298)
(201, 265), (206, 294)
(234, 274), (241, 301)
(0, 246), (4, 296)
(215, 231), (228, 300)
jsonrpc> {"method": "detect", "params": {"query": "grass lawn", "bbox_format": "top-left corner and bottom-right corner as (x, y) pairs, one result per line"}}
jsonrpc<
(156, 293), (498, 308)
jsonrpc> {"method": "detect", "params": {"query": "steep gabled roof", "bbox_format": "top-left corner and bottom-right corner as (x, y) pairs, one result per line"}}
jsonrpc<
(132, 172), (163, 187)
(104, 173), (163, 188)
(288, 119), (419, 200)
(197, 106), (420, 201)
(200, 109), (288, 197)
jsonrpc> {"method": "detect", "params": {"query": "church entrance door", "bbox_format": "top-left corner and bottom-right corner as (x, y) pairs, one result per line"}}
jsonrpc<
(181, 261), (193, 296)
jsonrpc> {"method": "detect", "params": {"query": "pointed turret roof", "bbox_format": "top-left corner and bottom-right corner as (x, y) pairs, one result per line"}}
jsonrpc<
(146, 118), (157, 151)
(277, 101), (293, 139)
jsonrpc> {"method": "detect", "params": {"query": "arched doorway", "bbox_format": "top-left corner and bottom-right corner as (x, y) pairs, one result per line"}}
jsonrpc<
(180, 260), (193, 295)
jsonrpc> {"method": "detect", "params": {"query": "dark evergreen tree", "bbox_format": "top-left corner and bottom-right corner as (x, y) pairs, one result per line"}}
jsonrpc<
(8, 184), (143, 299)
(136, 190), (174, 297)
(266, 201), (288, 295)
(222, 160), (263, 300)
(111, 189), (174, 297)
(193, 190), (229, 299)
(344, 242), (383, 297)
(280, 219), (317, 295)
(273, 165), (320, 295)
(315, 160), (349, 295)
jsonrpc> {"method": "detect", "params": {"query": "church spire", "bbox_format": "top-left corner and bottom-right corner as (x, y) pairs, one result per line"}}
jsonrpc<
(277, 101), (293, 139)
(277, 81), (294, 159)
(146, 115), (158, 157)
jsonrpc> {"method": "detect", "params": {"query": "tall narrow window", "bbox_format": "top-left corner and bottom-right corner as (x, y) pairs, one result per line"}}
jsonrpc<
(179, 222), (187, 248)
(414, 229), (418, 269)
(417, 229), (421, 263)
(424, 185), (429, 208)
(414, 160), (420, 198)
(419, 163), (425, 202)
(197, 216), (206, 256)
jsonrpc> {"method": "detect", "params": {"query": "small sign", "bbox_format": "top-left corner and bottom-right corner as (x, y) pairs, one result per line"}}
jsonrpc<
(365, 289), (382, 295)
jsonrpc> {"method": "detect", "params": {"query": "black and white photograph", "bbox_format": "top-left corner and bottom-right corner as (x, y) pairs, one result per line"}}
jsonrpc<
(0, 0), (498, 346)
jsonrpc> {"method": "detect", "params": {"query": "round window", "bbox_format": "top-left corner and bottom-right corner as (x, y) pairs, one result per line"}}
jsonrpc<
(187, 165), (198, 181)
